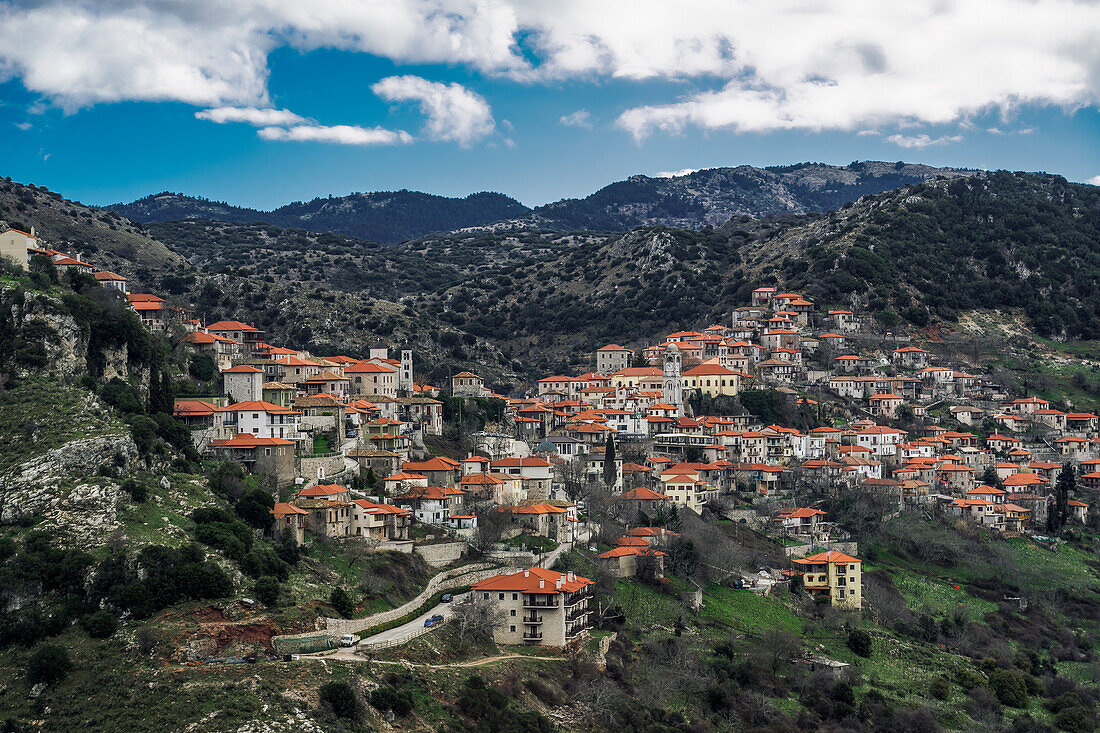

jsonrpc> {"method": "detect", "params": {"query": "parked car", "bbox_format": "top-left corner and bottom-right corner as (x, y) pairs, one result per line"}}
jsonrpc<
(424, 614), (445, 628)
(340, 634), (360, 647)
(441, 594), (453, 603)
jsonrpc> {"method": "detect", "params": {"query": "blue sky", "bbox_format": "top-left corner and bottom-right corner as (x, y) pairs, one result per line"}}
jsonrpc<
(1, 2), (1098, 210)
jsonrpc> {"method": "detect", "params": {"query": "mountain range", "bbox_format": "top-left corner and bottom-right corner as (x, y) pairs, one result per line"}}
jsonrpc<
(105, 161), (972, 243)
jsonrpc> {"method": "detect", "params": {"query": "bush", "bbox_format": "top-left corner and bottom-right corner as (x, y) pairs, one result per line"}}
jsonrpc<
(319, 681), (360, 720)
(1054, 705), (1095, 733)
(370, 685), (415, 716)
(26, 645), (71, 686)
(988, 668), (1029, 708)
(135, 627), (158, 655)
(253, 576), (280, 607)
(330, 588), (356, 619)
(929, 675), (950, 700)
(235, 489), (275, 530)
(847, 629), (873, 658)
(120, 479), (148, 503)
(80, 610), (118, 639)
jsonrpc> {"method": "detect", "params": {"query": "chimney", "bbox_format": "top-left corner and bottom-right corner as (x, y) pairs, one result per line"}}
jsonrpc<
(524, 569), (529, 577)
(539, 579), (544, 589)
(30, 226), (35, 237)
(556, 578), (562, 589)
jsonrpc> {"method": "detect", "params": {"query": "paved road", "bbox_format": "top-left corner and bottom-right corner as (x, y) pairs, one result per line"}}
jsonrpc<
(356, 591), (470, 648)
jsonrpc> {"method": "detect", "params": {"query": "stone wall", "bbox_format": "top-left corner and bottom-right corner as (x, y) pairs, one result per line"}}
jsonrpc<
(298, 454), (345, 483)
(784, 541), (858, 558)
(414, 541), (468, 567)
(321, 562), (514, 636)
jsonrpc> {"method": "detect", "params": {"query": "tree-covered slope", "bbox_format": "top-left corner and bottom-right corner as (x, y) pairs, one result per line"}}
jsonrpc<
(108, 190), (531, 244)
(512, 161), (973, 231)
(418, 171), (1100, 370)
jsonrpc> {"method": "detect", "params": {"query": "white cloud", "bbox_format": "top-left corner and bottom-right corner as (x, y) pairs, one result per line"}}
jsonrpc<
(0, 0), (1096, 142)
(371, 75), (494, 147)
(258, 124), (412, 146)
(1088, 175), (1100, 186)
(883, 133), (963, 149)
(14, 121), (32, 130)
(655, 167), (699, 178)
(559, 109), (592, 128)
(196, 107), (305, 126)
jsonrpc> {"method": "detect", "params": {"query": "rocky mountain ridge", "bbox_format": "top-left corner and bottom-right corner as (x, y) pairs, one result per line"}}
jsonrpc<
(105, 161), (972, 243)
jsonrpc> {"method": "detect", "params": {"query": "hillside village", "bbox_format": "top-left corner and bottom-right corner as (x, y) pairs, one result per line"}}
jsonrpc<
(1, 219), (1099, 732)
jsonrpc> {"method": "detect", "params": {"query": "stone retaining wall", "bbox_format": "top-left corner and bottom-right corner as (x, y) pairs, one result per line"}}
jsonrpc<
(784, 541), (858, 558)
(414, 541), (468, 567)
(325, 562), (508, 635)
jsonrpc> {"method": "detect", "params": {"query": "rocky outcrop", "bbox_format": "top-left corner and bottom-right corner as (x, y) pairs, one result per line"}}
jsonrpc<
(0, 433), (138, 547)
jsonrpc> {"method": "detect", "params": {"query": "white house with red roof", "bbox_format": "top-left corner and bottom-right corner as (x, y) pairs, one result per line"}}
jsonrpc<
(218, 400), (304, 443)
(471, 567), (593, 646)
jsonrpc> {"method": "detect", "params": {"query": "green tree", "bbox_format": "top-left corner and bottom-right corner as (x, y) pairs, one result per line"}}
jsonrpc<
(26, 645), (71, 686)
(847, 629), (873, 658)
(1050, 464), (1074, 532)
(603, 435), (617, 490)
(253, 576), (280, 606)
(79, 610), (118, 639)
(980, 466), (1000, 488)
(319, 681), (361, 720)
(330, 587), (356, 618)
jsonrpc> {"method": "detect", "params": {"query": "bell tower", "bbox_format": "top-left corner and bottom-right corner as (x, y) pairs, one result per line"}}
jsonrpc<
(663, 343), (683, 417)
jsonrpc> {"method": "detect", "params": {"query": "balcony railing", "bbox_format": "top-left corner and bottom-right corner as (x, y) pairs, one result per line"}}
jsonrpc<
(523, 598), (559, 608)
(523, 615), (543, 624)
(566, 607), (589, 622)
(523, 633), (543, 641)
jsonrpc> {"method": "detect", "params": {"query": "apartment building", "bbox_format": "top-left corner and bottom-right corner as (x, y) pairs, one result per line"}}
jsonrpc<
(792, 550), (863, 610)
(470, 567), (593, 647)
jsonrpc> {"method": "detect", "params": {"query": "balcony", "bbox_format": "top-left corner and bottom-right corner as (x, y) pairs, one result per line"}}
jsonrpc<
(523, 614), (543, 624)
(522, 632), (543, 642)
(566, 606), (589, 622)
(523, 598), (559, 608)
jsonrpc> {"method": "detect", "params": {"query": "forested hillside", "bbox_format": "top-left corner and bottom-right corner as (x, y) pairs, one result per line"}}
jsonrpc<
(414, 172), (1100, 370)
(514, 161), (972, 231)
(108, 190), (531, 244)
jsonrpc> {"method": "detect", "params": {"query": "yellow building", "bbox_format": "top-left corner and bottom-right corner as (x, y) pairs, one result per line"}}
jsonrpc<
(0, 227), (36, 270)
(793, 550), (862, 609)
(682, 363), (742, 397)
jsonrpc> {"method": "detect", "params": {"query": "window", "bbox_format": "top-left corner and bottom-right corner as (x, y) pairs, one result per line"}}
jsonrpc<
(499, 593), (505, 600)
(509, 625), (516, 633)
(510, 609), (516, 616)
(838, 589), (846, 598)
(512, 593), (518, 600)
(483, 592), (489, 600)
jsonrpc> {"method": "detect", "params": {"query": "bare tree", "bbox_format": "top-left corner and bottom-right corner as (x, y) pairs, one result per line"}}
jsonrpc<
(469, 505), (511, 554)
(451, 594), (506, 646)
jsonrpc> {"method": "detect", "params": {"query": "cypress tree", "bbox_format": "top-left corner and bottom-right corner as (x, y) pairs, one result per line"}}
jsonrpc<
(603, 435), (616, 490)
(1053, 464), (1074, 532)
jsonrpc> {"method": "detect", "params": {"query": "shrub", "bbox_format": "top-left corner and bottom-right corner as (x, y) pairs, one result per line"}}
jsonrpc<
(79, 610), (118, 639)
(120, 479), (148, 503)
(1054, 705), (1095, 733)
(135, 627), (158, 655)
(253, 576), (280, 607)
(988, 668), (1029, 708)
(847, 629), (873, 658)
(26, 645), (71, 686)
(929, 675), (950, 700)
(369, 685), (414, 716)
(330, 588), (356, 619)
(319, 681), (360, 720)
